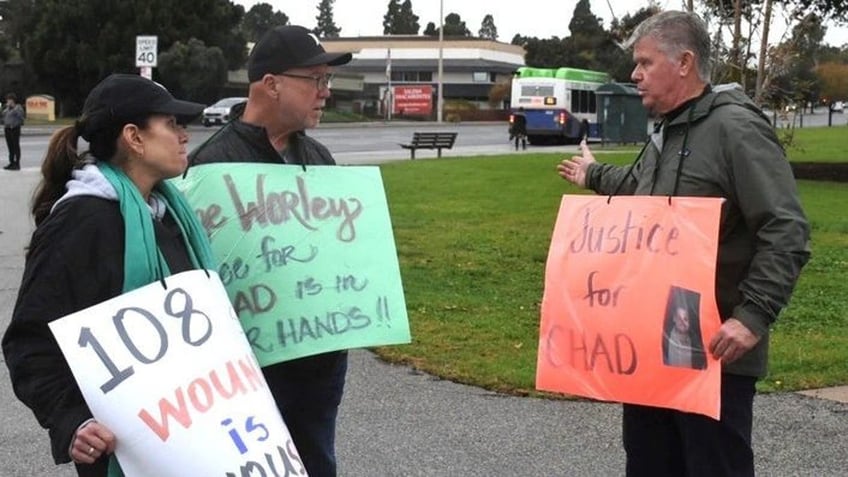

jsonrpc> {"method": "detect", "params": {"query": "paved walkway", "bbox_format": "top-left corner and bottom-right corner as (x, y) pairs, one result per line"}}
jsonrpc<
(0, 168), (846, 476)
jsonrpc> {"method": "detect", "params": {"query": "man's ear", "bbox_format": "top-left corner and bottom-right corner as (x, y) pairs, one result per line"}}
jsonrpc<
(262, 74), (280, 98)
(679, 50), (695, 77)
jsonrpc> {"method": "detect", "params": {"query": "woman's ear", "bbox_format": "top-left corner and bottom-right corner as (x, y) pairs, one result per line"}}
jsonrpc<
(121, 123), (145, 157)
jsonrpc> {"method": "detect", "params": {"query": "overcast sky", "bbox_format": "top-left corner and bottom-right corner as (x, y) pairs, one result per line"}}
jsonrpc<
(234, 0), (848, 47)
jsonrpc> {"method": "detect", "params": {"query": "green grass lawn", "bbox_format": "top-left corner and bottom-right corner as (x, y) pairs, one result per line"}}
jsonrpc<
(373, 143), (848, 396)
(780, 124), (848, 163)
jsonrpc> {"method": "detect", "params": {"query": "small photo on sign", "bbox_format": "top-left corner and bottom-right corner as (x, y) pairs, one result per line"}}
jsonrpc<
(661, 286), (707, 370)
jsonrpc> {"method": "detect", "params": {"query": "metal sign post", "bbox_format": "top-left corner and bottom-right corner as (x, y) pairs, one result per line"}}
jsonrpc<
(135, 35), (158, 80)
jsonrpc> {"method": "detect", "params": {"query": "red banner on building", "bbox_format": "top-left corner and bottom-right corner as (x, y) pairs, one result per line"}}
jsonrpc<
(537, 195), (724, 419)
(393, 85), (433, 116)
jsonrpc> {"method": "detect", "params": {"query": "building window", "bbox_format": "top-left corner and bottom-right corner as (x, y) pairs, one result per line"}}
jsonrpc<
(472, 71), (490, 83)
(390, 71), (433, 82)
(521, 85), (554, 97)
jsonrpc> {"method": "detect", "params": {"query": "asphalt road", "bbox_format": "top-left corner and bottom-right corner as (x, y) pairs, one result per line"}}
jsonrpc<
(1, 123), (847, 476)
(10, 108), (846, 169)
(12, 122), (568, 171)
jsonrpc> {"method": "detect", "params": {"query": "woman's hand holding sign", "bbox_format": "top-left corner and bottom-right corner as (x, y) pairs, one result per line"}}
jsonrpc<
(557, 139), (596, 188)
(70, 420), (115, 464)
(708, 318), (761, 364)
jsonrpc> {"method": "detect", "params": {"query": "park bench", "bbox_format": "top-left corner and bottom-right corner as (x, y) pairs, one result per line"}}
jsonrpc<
(399, 132), (458, 159)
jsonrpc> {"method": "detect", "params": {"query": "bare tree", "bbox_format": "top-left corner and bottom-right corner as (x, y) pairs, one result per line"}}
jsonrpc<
(755, 0), (774, 102)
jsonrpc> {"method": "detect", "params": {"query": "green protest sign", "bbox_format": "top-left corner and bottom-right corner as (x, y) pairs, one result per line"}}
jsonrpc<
(174, 163), (411, 366)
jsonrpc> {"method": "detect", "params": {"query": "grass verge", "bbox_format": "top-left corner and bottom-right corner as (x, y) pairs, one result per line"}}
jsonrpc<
(373, 150), (847, 395)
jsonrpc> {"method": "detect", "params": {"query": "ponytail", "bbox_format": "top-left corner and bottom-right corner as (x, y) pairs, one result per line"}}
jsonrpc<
(30, 115), (149, 226)
(31, 126), (81, 226)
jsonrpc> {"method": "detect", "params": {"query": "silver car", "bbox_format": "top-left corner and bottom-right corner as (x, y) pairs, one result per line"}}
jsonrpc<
(202, 97), (247, 127)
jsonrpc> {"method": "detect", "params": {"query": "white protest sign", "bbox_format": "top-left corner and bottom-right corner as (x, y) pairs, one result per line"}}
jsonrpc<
(49, 270), (307, 477)
(135, 35), (158, 67)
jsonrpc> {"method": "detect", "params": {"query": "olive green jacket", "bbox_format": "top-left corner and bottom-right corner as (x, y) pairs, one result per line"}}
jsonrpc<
(586, 86), (811, 377)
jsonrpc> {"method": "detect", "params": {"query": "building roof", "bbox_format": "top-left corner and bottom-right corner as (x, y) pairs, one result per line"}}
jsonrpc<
(323, 35), (525, 56)
(339, 58), (521, 74)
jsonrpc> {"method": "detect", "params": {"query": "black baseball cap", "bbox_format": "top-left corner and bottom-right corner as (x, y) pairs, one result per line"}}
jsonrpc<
(78, 73), (205, 141)
(247, 25), (352, 82)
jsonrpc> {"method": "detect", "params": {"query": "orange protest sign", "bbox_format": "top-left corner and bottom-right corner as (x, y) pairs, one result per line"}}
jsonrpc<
(536, 195), (724, 419)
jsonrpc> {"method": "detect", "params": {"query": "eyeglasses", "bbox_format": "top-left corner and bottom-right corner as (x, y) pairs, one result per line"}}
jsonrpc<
(277, 72), (334, 90)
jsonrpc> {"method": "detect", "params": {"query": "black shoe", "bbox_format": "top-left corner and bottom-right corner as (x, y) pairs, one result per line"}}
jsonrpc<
(5, 163), (19, 170)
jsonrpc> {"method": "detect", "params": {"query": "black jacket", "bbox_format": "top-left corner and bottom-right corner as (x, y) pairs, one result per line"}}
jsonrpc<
(189, 103), (336, 167)
(186, 108), (347, 383)
(2, 197), (194, 465)
(586, 87), (810, 377)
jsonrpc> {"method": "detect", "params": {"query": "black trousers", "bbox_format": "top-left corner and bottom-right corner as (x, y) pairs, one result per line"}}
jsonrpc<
(263, 350), (348, 477)
(623, 373), (757, 477)
(4, 126), (21, 165)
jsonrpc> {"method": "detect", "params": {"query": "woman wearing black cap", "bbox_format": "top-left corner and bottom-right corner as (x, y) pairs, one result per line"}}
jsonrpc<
(2, 74), (216, 477)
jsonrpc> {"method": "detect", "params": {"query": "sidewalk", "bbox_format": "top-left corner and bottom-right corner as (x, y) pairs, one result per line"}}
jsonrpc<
(0, 169), (846, 476)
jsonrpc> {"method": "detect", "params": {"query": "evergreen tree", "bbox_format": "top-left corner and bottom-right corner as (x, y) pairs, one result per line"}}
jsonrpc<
(382, 0), (400, 34)
(568, 0), (604, 39)
(565, 0), (606, 70)
(423, 21), (438, 36)
(442, 12), (470, 36)
(22, 0), (246, 115)
(0, 0), (35, 61)
(314, 0), (341, 38)
(383, 0), (420, 34)
(785, 12), (826, 108)
(242, 3), (289, 43)
(396, 0), (420, 34)
(514, 35), (571, 68)
(157, 38), (228, 104)
(478, 14), (498, 40)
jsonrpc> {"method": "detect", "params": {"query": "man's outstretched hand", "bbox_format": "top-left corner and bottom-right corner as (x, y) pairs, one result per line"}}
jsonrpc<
(557, 139), (595, 188)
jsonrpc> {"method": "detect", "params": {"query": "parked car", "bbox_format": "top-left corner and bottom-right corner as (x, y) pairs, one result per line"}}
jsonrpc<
(832, 101), (844, 113)
(202, 97), (247, 126)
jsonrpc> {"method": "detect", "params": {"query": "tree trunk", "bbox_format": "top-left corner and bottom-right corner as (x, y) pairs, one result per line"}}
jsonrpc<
(733, 0), (742, 83)
(742, 13), (755, 92)
(755, 0), (774, 104)
(686, 0), (694, 12)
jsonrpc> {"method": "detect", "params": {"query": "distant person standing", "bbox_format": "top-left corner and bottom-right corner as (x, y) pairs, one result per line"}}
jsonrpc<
(2, 93), (25, 170)
(509, 107), (527, 150)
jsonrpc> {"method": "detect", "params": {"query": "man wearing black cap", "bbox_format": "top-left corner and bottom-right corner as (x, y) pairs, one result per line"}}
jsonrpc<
(189, 25), (353, 477)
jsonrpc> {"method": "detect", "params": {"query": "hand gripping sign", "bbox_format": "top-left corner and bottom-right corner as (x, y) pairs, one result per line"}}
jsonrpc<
(49, 270), (307, 476)
(537, 195), (724, 419)
(174, 163), (411, 367)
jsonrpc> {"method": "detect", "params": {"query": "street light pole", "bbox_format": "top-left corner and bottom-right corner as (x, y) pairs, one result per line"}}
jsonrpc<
(437, 0), (444, 123)
(386, 47), (392, 122)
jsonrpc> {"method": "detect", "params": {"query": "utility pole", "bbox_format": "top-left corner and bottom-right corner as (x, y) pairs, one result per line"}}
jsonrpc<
(437, 0), (444, 123)
(386, 47), (392, 121)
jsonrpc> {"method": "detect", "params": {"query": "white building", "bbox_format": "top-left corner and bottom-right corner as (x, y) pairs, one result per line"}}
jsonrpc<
(226, 35), (526, 118)
(323, 35), (526, 117)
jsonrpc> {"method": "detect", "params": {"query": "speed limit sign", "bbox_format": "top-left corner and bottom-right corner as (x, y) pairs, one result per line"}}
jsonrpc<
(135, 35), (158, 67)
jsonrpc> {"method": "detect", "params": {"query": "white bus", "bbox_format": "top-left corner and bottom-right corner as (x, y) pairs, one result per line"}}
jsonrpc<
(510, 66), (609, 145)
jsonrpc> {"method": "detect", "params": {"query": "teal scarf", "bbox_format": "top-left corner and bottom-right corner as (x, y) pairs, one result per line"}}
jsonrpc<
(97, 162), (216, 477)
